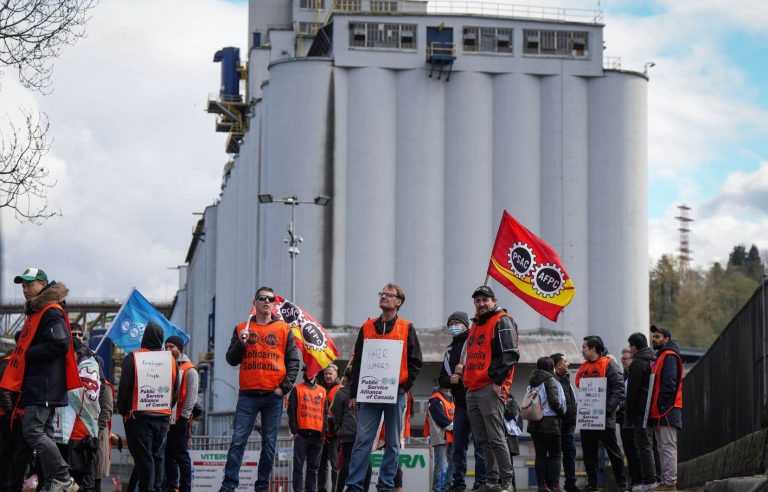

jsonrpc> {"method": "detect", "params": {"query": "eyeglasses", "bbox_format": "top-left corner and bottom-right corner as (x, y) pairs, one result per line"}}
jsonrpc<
(378, 292), (399, 299)
(255, 295), (276, 303)
(72, 332), (83, 338)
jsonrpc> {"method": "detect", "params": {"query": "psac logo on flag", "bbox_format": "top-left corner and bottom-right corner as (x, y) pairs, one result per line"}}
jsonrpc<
(120, 320), (146, 340)
(508, 241), (566, 298)
(278, 300), (329, 354)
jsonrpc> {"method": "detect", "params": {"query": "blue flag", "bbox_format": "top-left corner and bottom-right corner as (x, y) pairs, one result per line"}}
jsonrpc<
(107, 288), (189, 353)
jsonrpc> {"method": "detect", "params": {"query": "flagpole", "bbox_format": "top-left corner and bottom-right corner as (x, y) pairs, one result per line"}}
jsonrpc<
(93, 287), (135, 354)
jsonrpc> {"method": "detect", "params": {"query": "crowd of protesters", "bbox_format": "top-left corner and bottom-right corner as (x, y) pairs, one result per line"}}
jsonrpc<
(2, 268), (683, 492)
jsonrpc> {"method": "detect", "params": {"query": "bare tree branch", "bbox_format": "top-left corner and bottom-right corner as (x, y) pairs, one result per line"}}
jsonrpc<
(0, 0), (97, 92)
(0, 109), (60, 223)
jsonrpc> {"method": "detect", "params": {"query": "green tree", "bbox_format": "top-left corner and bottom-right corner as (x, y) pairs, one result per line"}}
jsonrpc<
(746, 244), (765, 280)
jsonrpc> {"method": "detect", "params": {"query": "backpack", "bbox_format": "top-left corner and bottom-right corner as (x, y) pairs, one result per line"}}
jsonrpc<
(521, 385), (544, 422)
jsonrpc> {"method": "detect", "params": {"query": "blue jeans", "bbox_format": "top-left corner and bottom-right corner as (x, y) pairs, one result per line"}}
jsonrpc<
(432, 443), (453, 492)
(451, 404), (486, 487)
(345, 392), (406, 491)
(221, 392), (284, 490)
(561, 426), (577, 488)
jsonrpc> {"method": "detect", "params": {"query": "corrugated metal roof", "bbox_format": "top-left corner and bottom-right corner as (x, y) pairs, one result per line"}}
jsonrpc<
(326, 326), (581, 364)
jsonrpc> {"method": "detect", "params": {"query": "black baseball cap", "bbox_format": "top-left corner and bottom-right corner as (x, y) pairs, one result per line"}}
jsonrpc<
(650, 325), (672, 339)
(472, 285), (495, 299)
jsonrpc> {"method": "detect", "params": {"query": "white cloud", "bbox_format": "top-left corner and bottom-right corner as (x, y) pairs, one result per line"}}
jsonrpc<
(1, 0), (246, 301)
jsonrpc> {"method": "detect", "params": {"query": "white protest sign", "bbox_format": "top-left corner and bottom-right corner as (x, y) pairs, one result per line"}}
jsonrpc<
(357, 338), (403, 404)
(135, 351), (173, 411)
(576, 377), (607, 430)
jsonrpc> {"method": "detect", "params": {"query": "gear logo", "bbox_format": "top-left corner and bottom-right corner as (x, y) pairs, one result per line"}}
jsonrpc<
(508, 242), (536, 279)
(532, 263), (566, 298)
(302, 323), (327, 353)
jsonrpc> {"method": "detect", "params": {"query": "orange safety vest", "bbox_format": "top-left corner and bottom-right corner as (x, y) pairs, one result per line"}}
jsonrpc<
(0, 303), (81, 395)
(174, 360), (196, 421)
(423, 390), (455, 444)
(327, 383), (340, 406)
(130, 348), (177, 416)
(0, 355), (9, 417)
(238, 320), (290, 392)
(648, 350), (683, 419)
(295, 382), (326, 432)
(464, 311), (512, 391)
(575, 356), (611, 388)
(362, 317), (410, 385)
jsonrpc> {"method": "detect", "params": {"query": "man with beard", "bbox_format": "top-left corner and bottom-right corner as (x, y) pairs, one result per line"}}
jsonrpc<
(0, 268), (81, 492)
(648, 326), (683, 492)
(463, 286), (519, 492)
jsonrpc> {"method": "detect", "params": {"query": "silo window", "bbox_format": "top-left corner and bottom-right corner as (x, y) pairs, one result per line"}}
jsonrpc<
(523, 29), (589, 58)
(525, 32), (540, 52)
(349, 21), (417, 50)
(463, 26), (513, 54)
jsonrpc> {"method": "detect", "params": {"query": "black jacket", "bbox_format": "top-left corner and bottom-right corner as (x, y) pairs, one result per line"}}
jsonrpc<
(625, 346), (656, 420)
(526, 369), (564, 435)
(19, 282), (71, 409)
(287, 380), (328, 435)
(604, 359), (625, 429)
(438, 330), (469, 406)
(554, 371), (577, 428)
(330, 385), (358, 443)
(471, 307), (520, 386)
(225, 318), (301, 395)
(117, 323), (179, 418)
(349, 315), (422, 399)
(649, 340), (683, 429)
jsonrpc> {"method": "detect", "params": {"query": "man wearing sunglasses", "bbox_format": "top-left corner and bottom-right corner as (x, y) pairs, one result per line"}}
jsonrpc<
(344, 283), (422, 492)
(219, 287), (301, 492)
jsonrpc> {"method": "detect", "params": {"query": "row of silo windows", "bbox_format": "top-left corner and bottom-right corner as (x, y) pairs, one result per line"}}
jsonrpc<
(347, 22), (589, 58)
(302, 0), (399, 12)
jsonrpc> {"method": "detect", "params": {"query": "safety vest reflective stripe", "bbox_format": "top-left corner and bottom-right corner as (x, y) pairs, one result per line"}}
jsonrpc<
(575, 356), (611, 388)
(464, 311), (507, 391)
(296, 382), (326, 432)
(649, 350), (683, 419)
(423, 390), (455, 444)
(362, 317), (410, 385)
(239, 320), (290, 391)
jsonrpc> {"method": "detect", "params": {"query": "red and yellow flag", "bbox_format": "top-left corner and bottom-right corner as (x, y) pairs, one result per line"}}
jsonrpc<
(487, 211), (575, 322)
(260, 295), (339, 378)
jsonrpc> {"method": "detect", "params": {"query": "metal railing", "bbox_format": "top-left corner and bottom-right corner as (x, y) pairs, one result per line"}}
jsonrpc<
(329, 0), (602, 23)
(603, 55), (622, 69)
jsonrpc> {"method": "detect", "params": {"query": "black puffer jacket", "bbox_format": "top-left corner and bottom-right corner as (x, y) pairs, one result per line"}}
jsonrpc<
(625, 347), (656, 420)
(19, 282), (71, 409)
(438, 329), (469, 406)
(526, 369), (564, 435)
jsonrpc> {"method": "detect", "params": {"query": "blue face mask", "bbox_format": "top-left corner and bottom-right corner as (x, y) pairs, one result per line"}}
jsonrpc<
(448, 324), (464, 337)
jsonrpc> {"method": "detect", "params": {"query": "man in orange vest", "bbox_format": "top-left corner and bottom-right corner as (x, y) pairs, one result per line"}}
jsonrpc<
(164, 336), (199, 492)
(318, 364), (341, 492)
(648, 325), (683, 492)
(289, 366), (329, 492)
(117, 321), (179, 492)
(344, 283), (422, 492)
(575, 336), (626, 492)
(1, 268), (81, 492)
(220, 286), (301, 492)
(426, 383), (455, 492)
(463, 285), (519, 492)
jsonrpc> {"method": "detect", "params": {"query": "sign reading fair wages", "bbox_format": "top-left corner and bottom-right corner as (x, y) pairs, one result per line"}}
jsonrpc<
(357, 339), (403, 404)
(135, 351), (173, 411)
(576, 377), (607, 430)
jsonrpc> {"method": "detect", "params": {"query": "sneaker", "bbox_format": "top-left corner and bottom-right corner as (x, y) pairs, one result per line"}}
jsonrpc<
(448, 485), (467, 492)
(471, 482), (487, 492)
(45, 477), (79, 492)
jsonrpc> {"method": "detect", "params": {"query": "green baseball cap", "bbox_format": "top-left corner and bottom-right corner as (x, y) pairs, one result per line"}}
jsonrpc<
(14, 267), (48, 284)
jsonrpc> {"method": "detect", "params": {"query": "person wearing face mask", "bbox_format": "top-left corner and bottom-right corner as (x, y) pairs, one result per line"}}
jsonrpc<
(288, 366), (329, 492)
(164, 336), (198, 492)
(438, 311), (486, 492)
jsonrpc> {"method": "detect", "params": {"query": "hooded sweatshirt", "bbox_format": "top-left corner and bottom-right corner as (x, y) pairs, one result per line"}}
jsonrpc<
(117, 322), (178, 417)
(625, 346), (656, 420)
(648, 339), (683, 429)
